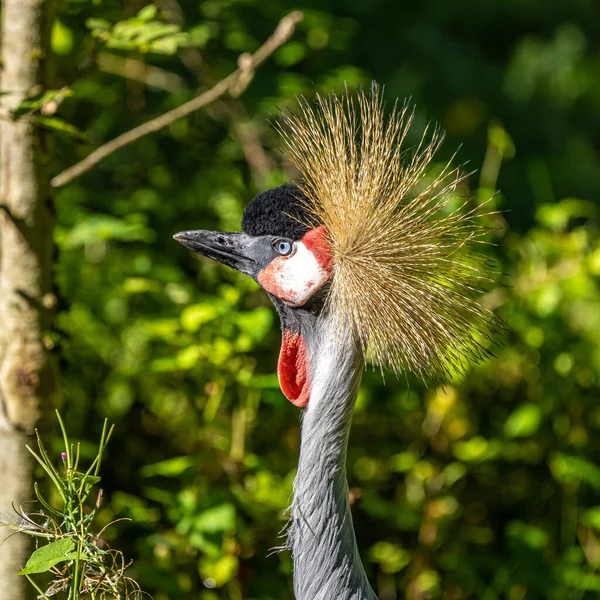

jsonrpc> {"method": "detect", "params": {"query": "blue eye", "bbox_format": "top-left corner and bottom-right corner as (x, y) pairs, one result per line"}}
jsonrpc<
(273, 239), (293, 256)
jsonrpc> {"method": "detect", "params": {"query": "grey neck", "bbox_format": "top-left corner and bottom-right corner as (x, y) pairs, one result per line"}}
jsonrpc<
(287, 317), (378, 600)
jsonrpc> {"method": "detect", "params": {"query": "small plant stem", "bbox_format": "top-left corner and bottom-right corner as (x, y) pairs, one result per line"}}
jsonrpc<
(95, 422), (114, 477)
(56, 410), (72, 469)
(82, 420), (114, 485)
(25, 574), (51, 600)
(71, 549), (80, 600)
(74, 442), (81, 471)
(78, 498), (86, 594)
(25, 445), (67, 504)
(33, 482), (63, 517)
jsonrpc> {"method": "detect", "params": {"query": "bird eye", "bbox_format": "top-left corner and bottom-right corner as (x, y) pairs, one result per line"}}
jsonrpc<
(273, 239), (293, 256)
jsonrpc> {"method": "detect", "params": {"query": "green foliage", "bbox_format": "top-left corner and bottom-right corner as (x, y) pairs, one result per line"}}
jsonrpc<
(13, 89), (74, 118)
(2, 414), (146, 599)
(19, 539), (78, 576)
(12, 88), (87, 140)
(32, 0), (600, 598)
(87, 5), (199, 55)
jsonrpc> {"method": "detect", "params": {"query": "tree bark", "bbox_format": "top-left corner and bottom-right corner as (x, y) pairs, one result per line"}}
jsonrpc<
(0, 0), (57, 597)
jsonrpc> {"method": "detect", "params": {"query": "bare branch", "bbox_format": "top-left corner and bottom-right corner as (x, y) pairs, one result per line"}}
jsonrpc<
(51, 11), (303, 188)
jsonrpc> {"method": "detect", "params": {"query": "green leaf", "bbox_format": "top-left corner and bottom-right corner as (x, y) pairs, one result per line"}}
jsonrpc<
(85, 18), (111, 33)
(137, 4), (158, 21)
(136, 23), (180, 45)
(62, 552), (86, 562)
(194, 503), (236, 533)
(34, 115), (87, 141)
(177, 345), (203, 369)
(506, 520), (548, 551)
(189, 531), (221, 556)
(62, 215), (155, 248)
(13, 89), (74, 118)
(71, 472), (102, 489)
(249, 373), (279, 389)
(536, 198), (597, 232)
(504, 403), (542, 438)
(122, 277), (161, 295)
(452, 436), (500, 463)
(18, 539), (75, 575)
(559, 567), (600, 591)
(582, 507), (600, 531)
(181, 303), (219, 331)
(25, 443), (67, 504)
(34, 482), (64, 518)
(276, 41), (307, 67)
(550, 453), (600, 491)
(198, 554), (239, 587)
(369, 541), (411, 574)
(234, 307), (273, 340)
(189, 24), (212, 47)
(141, 456), (193, 478)
(52, 19), (74, 55)
(150, 34), (184, 55)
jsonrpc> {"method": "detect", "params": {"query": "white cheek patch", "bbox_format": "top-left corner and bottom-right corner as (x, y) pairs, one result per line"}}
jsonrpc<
(258, 241), (331, 307)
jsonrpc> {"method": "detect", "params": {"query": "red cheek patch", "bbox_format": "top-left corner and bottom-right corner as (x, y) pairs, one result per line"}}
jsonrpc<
(301, 225), (332, 270)
(278, 329), (309, 408)
(258, 256), (303, 304)
(257, 226), (332, 307)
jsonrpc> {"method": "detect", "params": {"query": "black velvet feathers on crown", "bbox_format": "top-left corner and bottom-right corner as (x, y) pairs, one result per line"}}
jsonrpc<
(242, 183), (318, 240)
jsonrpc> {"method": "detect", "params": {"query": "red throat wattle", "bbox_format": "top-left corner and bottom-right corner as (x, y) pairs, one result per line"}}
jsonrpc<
(277, 330), (309, 408)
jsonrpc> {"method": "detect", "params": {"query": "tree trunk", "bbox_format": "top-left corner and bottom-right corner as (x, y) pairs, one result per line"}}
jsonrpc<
(0, 0), (57, 597)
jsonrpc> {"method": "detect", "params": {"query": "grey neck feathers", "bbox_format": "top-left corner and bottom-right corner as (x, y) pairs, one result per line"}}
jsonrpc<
(287, 317), (378, 600)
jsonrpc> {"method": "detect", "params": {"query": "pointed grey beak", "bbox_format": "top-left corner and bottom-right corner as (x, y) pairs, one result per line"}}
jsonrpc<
(173, 230), (261, 277)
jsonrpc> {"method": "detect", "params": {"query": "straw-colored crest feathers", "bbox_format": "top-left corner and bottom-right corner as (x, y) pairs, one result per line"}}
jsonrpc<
(277, 84), (500, 380)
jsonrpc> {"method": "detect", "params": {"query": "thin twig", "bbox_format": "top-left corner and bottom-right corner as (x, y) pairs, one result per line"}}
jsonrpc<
(51, 11), (303, 188)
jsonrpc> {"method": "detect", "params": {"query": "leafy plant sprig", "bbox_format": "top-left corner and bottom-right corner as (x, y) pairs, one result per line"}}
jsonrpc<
(1, 411), (147, 599)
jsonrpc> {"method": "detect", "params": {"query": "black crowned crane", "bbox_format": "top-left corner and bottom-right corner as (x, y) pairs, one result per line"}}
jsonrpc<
(175, 86), (499, 600)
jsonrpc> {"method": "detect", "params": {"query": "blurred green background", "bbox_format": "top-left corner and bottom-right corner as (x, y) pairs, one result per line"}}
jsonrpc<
(41, 0), (600, 598)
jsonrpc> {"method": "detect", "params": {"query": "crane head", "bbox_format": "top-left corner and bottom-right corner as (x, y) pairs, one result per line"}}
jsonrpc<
(175, 84), (502, 408)
(174, 183), (329, 408)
